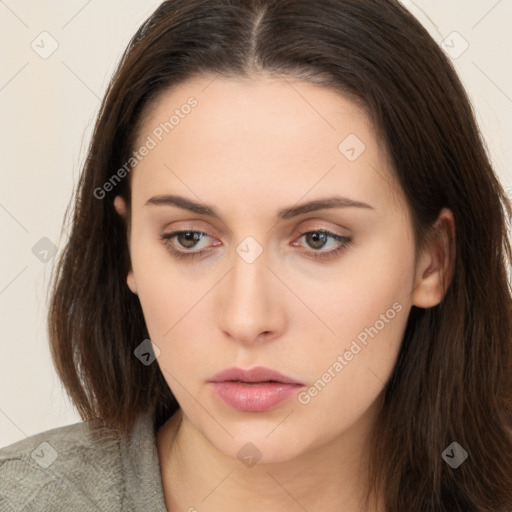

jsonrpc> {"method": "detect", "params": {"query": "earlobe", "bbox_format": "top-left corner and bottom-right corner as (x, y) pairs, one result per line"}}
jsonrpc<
(412, 208), (456, 309)
(114, 195), (138, 295)
(114, 195), (127, 220)
(126, 269), (138, 295)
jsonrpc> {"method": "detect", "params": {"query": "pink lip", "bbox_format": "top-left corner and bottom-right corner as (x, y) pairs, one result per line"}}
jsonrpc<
(209, 366), (305, 412)
(210, 366), (304, 385)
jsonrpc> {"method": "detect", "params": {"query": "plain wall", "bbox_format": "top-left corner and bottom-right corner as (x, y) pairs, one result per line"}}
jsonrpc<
(1, 0), (511, 447)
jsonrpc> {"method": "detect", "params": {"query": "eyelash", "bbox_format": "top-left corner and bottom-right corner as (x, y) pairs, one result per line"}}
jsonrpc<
(159, 229), (352, 261)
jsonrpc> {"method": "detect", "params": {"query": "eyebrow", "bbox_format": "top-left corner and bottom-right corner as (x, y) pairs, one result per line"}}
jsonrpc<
(145, 194), (374, 220)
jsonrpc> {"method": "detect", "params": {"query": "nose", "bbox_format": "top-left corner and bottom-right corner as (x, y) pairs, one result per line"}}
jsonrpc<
(217, 249), (287, 345)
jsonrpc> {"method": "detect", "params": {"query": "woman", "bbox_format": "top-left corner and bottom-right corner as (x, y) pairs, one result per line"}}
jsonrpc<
(1, 1), (511, 511)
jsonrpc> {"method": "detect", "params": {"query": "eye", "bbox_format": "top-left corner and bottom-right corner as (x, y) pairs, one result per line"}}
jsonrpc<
(159, 231), (217, 260)
(293, 230), (352, 260)
(159, 229), (352, 261)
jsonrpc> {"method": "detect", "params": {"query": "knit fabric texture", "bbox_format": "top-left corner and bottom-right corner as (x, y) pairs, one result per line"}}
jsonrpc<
(0, 413), (168, 511)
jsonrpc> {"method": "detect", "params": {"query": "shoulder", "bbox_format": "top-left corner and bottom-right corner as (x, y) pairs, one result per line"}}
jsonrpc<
(0, 419), (123, 512)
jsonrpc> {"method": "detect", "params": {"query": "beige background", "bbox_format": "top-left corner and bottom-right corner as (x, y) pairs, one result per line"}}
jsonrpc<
(1, 0), (511, 447)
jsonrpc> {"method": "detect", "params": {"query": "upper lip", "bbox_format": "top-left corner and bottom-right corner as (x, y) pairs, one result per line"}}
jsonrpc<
(209, 366), (304, 385)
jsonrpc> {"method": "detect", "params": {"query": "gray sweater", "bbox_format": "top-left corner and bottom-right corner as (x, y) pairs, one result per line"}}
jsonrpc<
(0, 413), (168, 511)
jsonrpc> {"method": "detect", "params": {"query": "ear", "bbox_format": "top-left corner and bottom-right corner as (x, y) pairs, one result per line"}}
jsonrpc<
(113, 195), (137, 296)
(412, 208), (456, 308)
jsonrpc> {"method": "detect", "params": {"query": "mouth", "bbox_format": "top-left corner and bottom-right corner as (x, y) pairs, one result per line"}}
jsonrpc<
(209, 366), (305, 412)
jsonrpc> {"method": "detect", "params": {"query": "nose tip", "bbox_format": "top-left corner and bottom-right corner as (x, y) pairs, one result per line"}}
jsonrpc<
(221, 318), (277, 345)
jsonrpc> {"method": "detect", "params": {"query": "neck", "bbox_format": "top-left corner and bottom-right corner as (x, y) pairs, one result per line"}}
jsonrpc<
(157, 407), (384, 512)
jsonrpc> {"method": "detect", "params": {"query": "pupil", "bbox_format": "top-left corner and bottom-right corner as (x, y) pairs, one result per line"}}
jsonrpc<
(180, 231), (200, 248)
(308, 232), (326, 249)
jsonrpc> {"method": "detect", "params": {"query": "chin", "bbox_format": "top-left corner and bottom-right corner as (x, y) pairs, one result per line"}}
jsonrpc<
(210, 425), (312, 467)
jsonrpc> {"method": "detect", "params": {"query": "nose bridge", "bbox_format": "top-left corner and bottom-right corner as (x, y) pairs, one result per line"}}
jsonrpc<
(218, 238), (283, 341)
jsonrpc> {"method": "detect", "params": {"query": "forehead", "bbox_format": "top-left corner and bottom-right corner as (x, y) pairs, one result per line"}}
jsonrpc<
(130, 75), (401, 216)
(137, 74), (375, 155)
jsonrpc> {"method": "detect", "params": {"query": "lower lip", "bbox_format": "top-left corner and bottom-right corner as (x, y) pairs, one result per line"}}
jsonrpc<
(210, 381), (303, 412)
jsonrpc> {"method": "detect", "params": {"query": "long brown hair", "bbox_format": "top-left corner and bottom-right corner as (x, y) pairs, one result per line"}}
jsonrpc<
(47, 1), (512, 510)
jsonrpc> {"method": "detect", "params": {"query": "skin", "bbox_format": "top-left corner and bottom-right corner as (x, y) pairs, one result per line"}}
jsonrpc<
(114, 74), (454, 512)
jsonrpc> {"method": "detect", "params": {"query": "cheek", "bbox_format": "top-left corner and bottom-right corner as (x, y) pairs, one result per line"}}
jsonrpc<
(128, 233), (226, 387)
(292, 293), (409, 446)
(291, 229), (414, 418)
(299, 219), (415, 341)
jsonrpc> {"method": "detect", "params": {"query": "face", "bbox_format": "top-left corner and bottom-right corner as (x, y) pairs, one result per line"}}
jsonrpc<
(114, 75), (437, 464)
